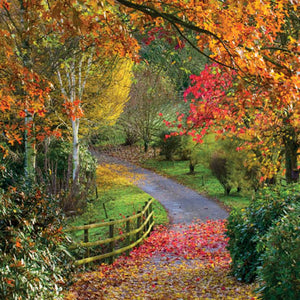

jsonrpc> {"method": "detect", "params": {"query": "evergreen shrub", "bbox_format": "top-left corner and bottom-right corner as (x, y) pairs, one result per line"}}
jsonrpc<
(226, 185), (299, 283)
(157, 131), (181, 160)
(0, 186), (73, 299)
(257, 202), (300, 300)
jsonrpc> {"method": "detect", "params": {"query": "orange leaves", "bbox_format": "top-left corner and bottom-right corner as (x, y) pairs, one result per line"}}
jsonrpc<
(4, 278), (15, 287)
(62, 99), (84, 121)
(0, 0), (10, 10)
(15, 238), (22, 249)
(0, 145), (9, 159)
(0, 94), (13, 112)
(4, 128), (22, 145)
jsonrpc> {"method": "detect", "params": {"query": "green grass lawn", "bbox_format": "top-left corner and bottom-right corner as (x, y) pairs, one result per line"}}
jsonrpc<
(66, 184), (169, 244)
(142, 159), (252, 210)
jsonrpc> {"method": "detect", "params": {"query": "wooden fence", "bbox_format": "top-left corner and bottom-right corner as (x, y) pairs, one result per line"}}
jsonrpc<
(65, 198), (155, 266)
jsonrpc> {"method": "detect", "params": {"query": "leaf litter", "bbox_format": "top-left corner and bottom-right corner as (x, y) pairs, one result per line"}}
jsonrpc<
(65, 220), (257, 299)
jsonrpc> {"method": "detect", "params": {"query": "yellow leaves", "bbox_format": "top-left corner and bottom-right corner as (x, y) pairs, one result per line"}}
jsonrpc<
(87, 0), (99, 10)
(96, 163), (143, 191)
(81, 58), (132, 134)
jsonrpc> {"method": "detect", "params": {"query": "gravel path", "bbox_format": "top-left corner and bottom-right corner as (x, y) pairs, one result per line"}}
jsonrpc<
(93, 152), (228, 224)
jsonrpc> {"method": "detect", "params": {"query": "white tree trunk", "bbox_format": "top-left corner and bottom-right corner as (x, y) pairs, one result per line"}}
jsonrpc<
(24, 109), (37, 182)
(72, 118), (80, 181)
(57, 52), (93, 181)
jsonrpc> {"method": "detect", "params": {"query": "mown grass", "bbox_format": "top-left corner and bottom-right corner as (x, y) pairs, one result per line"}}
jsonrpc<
(142, 159), (252, 210)
(66, 164), (169, 244)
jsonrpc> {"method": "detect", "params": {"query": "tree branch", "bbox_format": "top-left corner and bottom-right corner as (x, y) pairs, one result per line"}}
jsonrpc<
(116, 0), (236, 69)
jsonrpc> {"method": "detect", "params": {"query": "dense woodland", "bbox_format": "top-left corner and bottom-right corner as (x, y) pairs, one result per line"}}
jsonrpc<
(0, 1), (299, 299)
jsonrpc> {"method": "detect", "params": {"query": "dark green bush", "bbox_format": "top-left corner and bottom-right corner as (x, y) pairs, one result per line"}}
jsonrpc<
(36, 140), (97, 213)
(209, 152), (232, 195)
(0, 186), (73, 300)
(38, 140), (96, 181)
(226, 185), (299, 283)
(256, 203), (300, 300)
(157, 131), (181, 160)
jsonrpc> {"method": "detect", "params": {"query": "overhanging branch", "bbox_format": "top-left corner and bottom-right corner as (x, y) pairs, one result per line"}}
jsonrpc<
(116, 0), (236, 69)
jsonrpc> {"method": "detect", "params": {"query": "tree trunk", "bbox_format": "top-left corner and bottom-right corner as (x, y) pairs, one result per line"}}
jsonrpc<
(285, 143), (298, 183)
(72, 118), (80, 181)
(20, 0), (36, 183)
(144, 139), (149, 153)
(284, 126), (299, 183)
(24, 112), (36, 183)
(189, 162), (195, 174)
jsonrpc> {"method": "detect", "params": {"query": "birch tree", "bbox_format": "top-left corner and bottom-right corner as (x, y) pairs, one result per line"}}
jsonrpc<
(56, 50), (93, 181)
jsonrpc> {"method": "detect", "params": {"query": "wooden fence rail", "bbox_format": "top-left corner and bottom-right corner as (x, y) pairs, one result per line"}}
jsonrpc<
(65, 198), (155, 266)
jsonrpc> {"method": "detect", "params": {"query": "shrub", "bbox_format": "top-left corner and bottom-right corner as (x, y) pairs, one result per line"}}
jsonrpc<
(37, 140), (97, 214)
(226, 185), (299, 283)
(208, 137), (261, 193)
(176, 136), (200, 173)
(0, 186), (73, 300)
(38, 140), (96, 181)
(157, 131), (181, 160)
(209, 152), (232, 195)
(256, 203), (300, 300)
(0, 143), (23, 189)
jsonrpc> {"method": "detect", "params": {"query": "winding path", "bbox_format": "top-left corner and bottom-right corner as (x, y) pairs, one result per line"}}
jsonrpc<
(66, 152), (258, 300)
(94, 152), (228, 224)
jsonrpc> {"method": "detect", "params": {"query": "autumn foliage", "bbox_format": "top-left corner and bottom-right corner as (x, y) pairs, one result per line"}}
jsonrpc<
(177, 61), (299, 182)
(1, 0), (299, 299)
(66, 220), (257, 299)
(117, 0), (299, 182)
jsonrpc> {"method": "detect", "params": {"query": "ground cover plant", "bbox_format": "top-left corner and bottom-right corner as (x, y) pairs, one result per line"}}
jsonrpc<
(65, 220), (258, 299)
(0, 186), (73, 300)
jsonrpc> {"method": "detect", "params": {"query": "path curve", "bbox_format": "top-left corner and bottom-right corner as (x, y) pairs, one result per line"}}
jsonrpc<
(93, 152), (228, 224)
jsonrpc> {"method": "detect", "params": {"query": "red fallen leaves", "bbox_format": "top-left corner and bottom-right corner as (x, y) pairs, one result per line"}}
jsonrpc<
(65, 220), (258, 299)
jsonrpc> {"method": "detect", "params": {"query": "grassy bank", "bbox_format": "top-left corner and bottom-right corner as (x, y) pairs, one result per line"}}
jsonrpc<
(66, 163), (169, 244)
(142, 159), (252, 210)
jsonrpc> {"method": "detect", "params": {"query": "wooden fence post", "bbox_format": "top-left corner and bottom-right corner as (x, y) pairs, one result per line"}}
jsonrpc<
(109, 219), (114, 264)
(144, 201), (149, 232)
(149, 200), (154, 235)
(84, 227), (90, 258)
(68, 200), (155, 266)
(136, 211), (141, 242)
(126, 218), (130, 256)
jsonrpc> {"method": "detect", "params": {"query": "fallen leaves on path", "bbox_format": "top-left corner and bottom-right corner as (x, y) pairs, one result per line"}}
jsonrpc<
(98, 145), (157, 164)
(96, 163), (144, 190)
(65, 220), (258, 299)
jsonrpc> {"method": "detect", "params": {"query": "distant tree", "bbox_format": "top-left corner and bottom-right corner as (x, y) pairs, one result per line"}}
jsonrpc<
(82, 58), (133, 137)
(119, 63), (179, 152)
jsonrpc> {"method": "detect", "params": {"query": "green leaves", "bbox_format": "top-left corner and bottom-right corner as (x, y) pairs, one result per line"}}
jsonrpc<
(256, 203), (300, 300)
(0, 186), (73, 300)
(226, 185), (300, 283)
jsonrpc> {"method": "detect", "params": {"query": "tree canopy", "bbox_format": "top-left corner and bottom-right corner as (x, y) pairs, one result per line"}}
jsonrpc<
(0, 0), (299, 182)
(115, 0), (299, 182)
